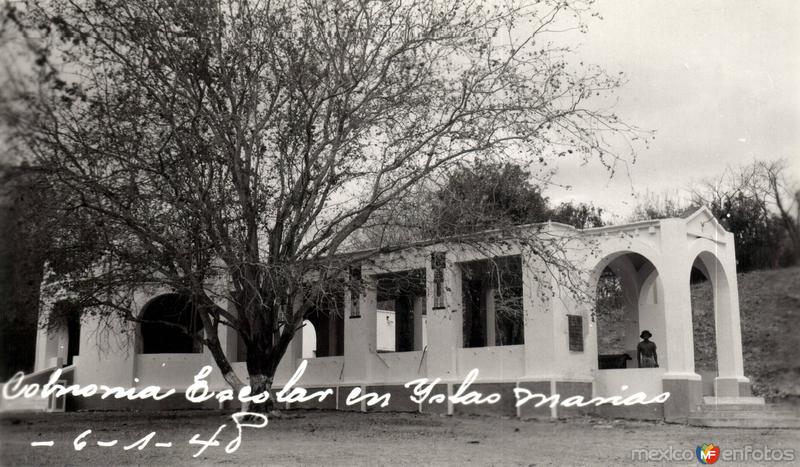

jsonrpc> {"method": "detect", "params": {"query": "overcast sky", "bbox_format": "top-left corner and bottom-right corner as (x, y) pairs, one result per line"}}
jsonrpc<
(543, 0), (800, 220)
(2, 1), (796, 222)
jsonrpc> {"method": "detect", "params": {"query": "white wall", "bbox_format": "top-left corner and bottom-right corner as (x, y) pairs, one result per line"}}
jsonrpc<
(457, 345), (525, 380)
(376, 309), (396, 352)
(594, 368), (665, 398)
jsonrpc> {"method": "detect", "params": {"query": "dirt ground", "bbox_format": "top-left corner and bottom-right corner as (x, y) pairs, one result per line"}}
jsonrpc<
(1, 410), (798, 466)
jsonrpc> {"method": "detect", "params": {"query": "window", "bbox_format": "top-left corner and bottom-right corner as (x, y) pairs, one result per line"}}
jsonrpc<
(568, 315), (583, 352)
(376, 269), (427, 352)
(461, 256), (524, 348)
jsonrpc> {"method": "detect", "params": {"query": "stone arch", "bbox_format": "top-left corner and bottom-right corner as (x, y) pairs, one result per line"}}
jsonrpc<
(689, 248), (741, 394)
(138, 293), (203, 354)
(592, 250), (666, 370)
(304, 307), (344, 357)
(587, 236), (663, 286)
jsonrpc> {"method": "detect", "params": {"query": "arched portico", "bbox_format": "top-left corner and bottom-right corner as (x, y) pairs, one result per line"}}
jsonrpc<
(137, 293), (203, 354)
(583, 212), (749, 413)
(304, 305), (344, 358)
(593, 251), (667, 371)
(689, 248), (747, 397)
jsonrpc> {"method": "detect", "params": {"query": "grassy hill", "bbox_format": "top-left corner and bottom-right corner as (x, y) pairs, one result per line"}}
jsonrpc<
(692, 266), (800, 401)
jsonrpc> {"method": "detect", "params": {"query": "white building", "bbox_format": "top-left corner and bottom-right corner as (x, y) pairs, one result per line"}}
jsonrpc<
(21, 207), (757, 420)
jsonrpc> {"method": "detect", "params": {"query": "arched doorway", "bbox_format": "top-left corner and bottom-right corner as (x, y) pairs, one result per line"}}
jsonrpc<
(51, 300), (82, 366)
(304, 301), (344, 358)
(594, 252), (666, 370)
(302, 320), (317, 359)
(690, 251), (735, 396)
(139, 293), (203, 354)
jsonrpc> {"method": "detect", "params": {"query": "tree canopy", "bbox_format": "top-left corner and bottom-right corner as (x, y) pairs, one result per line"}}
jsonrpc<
(427, 161), (551, 236)
(426, 161), (604, 235)
(2, 0), (637, 409)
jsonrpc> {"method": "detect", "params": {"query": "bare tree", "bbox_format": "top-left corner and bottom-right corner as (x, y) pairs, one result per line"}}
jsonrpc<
(3, 0), (638, 411)
(754, 160), (799, 261)
(690, 159), (799, 268)
(628, 189), (693, 222)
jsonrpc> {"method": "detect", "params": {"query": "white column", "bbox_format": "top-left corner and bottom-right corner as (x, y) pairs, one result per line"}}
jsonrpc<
(712, 236), (749, 397)
(34, 326), (50, 371)
(522, 256), (558, 377)
(343, 274), (376, 382)
(658, 220), (698, 378)
(425, 252), (461, 379)
(34, 296), (65, 370)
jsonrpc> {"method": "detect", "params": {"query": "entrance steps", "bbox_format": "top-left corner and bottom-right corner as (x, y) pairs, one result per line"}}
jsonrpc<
(688, 397), (800, 428)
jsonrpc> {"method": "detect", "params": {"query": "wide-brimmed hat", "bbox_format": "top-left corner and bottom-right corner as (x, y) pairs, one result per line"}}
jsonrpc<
(640, 330), (653, 339)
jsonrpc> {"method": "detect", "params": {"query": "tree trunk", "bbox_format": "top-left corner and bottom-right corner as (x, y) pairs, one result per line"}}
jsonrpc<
(246, 345), (275, 414)
(234, 266), (302, 414)
(206, 332), (245, 391)
(245, 319), (297, 414)
(195, 303), (247, 407)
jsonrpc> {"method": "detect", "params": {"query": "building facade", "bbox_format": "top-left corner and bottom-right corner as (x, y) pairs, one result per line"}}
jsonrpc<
(25, 207), (756, 420)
